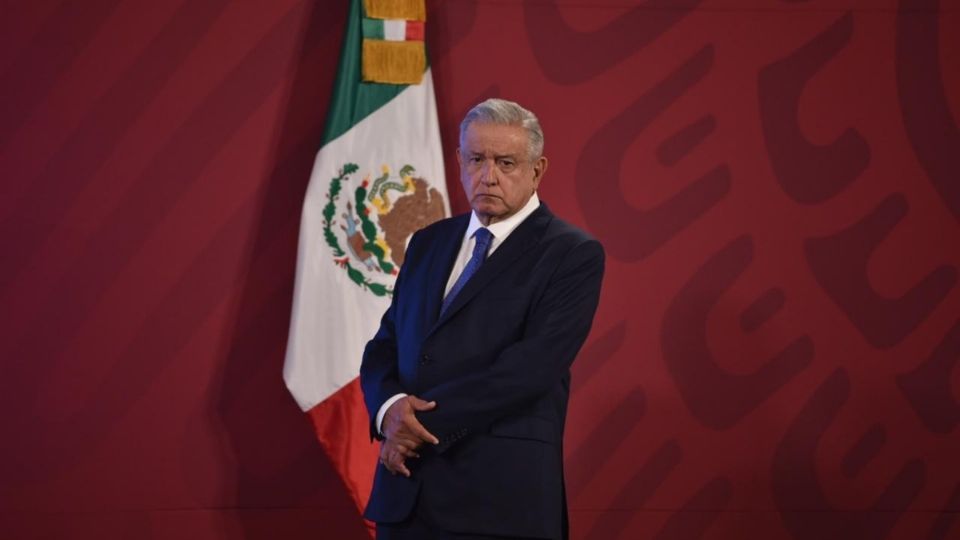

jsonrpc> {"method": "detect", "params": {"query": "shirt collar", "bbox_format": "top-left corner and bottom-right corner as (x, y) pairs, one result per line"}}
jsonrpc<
(465, 192), (541, 242)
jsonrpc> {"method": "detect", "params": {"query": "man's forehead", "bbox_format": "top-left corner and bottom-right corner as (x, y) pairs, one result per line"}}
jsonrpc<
(462, 123), (528, 150)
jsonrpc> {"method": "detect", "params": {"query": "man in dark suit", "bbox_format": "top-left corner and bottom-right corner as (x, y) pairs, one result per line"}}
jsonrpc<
(360, 98), (605, 539)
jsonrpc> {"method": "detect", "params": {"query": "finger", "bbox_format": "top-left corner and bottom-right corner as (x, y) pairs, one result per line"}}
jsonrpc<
(387, 419), (422, 441)
(395, 460), (411, 478)
(392, 423), (424, 441)
(395, 416), (428, 438)
(396, 411), (438, 444)
(394, 444), (420, 459)
(407, 396), (437, 411)
(407, 419), (440, 445)
(392, 435), (423, 452)
(386, 450), (411, 477)
(394, 420), (434, 445)
(391, 442), (414, 457)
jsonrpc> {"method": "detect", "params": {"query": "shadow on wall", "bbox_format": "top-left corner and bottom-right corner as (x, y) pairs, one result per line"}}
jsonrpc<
(212, 1), (369, 538)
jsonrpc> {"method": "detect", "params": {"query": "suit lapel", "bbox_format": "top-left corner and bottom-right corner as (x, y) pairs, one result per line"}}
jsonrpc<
(428, 204), (553, 335)
(422, 215), (469, 326)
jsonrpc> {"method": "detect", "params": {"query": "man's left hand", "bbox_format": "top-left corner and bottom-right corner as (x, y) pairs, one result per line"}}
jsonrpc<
(379, 437), (418, 477)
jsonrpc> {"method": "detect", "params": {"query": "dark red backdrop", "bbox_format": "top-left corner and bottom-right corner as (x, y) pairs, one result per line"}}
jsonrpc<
(2, 1), (958, 538)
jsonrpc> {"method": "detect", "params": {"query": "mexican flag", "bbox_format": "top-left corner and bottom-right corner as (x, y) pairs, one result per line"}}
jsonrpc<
(283, 0), (448, 528)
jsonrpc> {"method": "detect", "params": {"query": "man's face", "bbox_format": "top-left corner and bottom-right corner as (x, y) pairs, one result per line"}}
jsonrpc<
(458, 122), (547, 226)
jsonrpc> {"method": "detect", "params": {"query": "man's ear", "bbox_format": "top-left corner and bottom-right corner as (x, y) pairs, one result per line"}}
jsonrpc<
(532, 156), (548, 189)
(456, 148), (462, 166)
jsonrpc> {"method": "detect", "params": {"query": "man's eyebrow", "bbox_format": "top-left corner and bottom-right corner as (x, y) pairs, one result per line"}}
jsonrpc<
(462, 151), (519, 160)
(461, 149), (519, 161)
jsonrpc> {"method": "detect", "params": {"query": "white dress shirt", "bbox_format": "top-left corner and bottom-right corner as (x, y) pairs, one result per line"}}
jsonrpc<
(375, 193), (542, 434)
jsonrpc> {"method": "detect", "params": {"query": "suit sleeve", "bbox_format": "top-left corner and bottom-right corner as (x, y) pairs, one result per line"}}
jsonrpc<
(417, 238), (605, 452)
(358, 232), (417, 441)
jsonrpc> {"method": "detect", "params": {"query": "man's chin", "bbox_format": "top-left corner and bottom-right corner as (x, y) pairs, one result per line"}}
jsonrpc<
(472, 199), (504, 214)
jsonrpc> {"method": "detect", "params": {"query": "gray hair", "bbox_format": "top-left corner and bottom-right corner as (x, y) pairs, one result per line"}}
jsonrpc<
(459, 98), (544, 160)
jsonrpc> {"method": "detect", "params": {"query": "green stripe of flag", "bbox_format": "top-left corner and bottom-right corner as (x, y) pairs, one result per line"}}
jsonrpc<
(361, 17), (385, 40)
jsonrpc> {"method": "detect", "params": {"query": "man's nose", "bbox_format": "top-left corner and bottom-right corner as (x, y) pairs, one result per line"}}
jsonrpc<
(480, 159), (498, 185)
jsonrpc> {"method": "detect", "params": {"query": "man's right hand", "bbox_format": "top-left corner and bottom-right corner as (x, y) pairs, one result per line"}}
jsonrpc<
(381, 395), (439, 455)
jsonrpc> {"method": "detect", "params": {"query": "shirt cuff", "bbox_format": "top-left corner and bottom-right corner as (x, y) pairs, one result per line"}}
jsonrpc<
(376, 393), (408, 436)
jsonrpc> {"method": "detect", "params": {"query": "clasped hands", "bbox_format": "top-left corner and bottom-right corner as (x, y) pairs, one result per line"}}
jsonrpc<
(379, 395), (439, 477)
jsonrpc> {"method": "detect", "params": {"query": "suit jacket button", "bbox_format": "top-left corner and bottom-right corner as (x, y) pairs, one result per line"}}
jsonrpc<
(420, 354), (431, 365)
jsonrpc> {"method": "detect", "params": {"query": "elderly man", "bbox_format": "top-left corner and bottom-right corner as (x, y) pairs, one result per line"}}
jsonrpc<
(360, 98), (605, 539)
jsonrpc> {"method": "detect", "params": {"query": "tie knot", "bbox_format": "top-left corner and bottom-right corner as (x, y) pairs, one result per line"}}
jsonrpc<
(474, 227), (492, 246)
(471, 227), (493, 260)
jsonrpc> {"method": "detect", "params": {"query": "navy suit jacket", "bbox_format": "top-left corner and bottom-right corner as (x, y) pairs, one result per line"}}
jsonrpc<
(360, 203), (604, 539)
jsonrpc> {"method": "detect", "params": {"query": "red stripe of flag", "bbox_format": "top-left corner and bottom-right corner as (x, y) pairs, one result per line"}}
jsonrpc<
(405, 20), (424, 41)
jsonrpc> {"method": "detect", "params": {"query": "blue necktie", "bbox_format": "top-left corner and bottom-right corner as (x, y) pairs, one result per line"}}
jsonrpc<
(441, 227), (493, 316)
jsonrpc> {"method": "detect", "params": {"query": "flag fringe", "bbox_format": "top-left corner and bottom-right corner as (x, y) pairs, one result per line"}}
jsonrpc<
(362, 40), (425, 84)
(364, 0), (426, 21)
